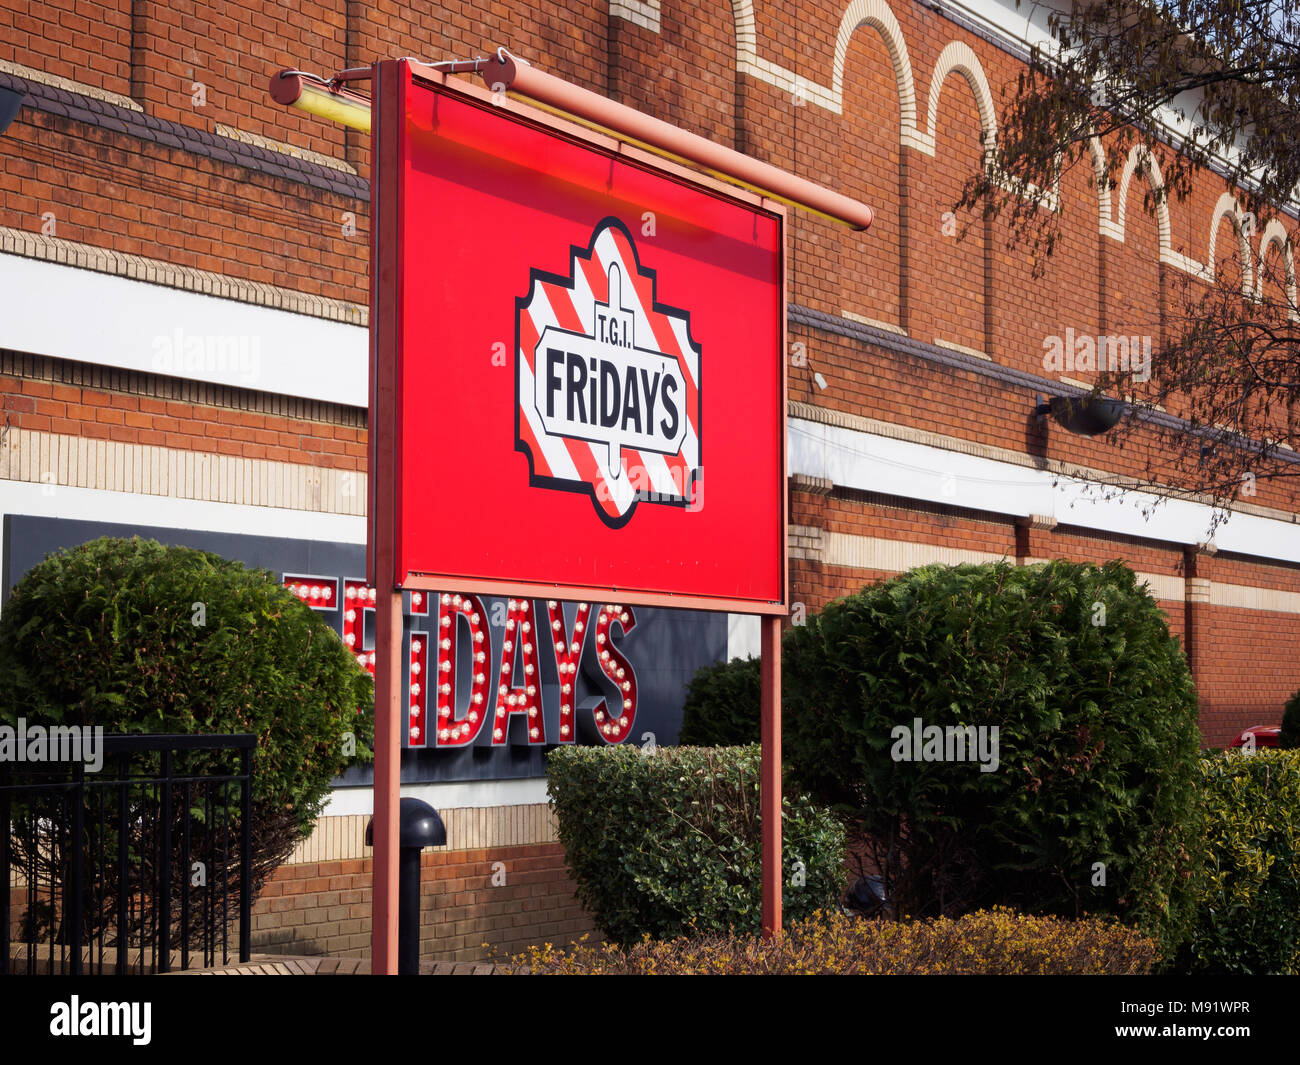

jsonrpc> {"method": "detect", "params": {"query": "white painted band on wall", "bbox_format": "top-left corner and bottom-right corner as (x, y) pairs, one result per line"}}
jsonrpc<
(0, 252), (367, 407)
(322, 777), (550, 816)
(789, 416), (1300, 566)
(0, 228), (368, 326)
(0, 479), (364, 543)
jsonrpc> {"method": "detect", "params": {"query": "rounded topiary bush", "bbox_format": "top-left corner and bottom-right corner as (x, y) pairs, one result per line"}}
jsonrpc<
(0, 536), (374, 904)
(678, 655), (760, 746)
(546, 744), (844, 943)
(783, 559), (1203, 960)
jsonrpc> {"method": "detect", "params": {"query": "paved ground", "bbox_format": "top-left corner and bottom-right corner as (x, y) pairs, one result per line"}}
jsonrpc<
(175, 955), (500, 975)
(7, 947), (500, 975)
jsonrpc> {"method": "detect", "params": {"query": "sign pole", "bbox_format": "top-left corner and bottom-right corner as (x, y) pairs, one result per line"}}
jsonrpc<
(760, 613), (782, 936)
(371, 592), (402, 972)
(369, 59), (402, 975)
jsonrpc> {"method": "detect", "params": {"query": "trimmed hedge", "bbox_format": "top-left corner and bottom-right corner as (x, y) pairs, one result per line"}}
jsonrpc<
(782, 559), (1203, 961)
(545, 744), (844, 943)
(678, 654), (760, 746)
(1178, 749), (1300, 974)
(507, 907), (1159, 975)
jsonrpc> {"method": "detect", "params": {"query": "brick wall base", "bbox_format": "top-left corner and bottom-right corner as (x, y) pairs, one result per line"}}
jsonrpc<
(250, 842), (597, 963)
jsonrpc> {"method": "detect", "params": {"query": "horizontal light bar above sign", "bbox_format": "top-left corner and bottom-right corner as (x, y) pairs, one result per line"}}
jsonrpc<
(462, 55), (875, 231)
(269, 71), (371, 132)
(267, 59), (875, 229)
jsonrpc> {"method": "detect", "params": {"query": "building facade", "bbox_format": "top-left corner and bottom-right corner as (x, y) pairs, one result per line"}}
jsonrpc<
(3, 0), (1299, 960)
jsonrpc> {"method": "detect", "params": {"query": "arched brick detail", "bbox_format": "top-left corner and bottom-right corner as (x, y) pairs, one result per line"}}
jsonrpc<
(925, 41), (996, 153)
(831, 0), (918, 141)
(1114, 144), (1172, 257)
(1207, 192), (1255, 295)
(1255, 218), (1298, 319)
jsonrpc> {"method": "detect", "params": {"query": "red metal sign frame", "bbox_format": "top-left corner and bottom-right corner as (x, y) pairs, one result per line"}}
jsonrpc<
(368, 60), (788, 617)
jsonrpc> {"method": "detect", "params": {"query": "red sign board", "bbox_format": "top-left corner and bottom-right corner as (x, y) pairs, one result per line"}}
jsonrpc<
(371, 63), (786, 612)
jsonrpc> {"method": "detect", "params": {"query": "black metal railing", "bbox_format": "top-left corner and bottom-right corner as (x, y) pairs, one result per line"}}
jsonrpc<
(2, 733), (253, 975)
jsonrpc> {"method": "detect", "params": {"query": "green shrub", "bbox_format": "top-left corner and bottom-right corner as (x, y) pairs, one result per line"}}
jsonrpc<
(1280, 690), (1300, 749)
(0, 536), (374, 898)
(507, 906), (1159, 974)
(1178, 749), (1300, 974)
(783, 559), (1203, 961)
(545, 744), (844, 943)
(678, 655), (760, 746)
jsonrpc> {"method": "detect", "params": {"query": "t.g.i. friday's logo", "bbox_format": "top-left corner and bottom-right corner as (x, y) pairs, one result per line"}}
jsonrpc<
(515, 217), (702, 527)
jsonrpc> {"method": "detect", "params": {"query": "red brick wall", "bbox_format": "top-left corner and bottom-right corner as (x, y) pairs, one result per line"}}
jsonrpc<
(1, 373), (365, 469)
(249, 843), (596, 962)
(0, 116), (366, 299)
(609, 1), (736, 144)
(0, 0), (133, 97)
(1193, 553), (1300, 744)
(6, 0), (1297, 376)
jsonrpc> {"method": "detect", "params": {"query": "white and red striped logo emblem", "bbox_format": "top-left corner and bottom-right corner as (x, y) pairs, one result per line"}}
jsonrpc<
(515, 218), (703, 527)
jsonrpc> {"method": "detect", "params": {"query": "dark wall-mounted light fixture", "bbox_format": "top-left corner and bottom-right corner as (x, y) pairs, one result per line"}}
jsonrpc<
(1034, 393), (1125, 436)
(0, 86), (26, 136)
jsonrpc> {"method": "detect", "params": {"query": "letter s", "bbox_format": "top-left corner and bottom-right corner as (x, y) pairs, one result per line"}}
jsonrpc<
(583, 606), (637, 744)
(659, 377), (679, 439)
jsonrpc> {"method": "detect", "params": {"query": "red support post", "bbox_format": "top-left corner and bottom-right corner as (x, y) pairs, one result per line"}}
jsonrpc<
(371, 592), (402, 973)
(368, 59), (402, 975)
(760, 613), (783, 937)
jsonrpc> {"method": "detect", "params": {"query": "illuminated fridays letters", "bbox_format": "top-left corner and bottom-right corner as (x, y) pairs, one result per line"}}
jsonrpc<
(547, 599), (590, 742)
(580, 604), (638, 744)
(282, 576), (637, 749)
(435, 593), (491, 748)
(491, 598), (544, 745)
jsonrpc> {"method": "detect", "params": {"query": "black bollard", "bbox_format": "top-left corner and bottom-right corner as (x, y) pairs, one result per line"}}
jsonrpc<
(365, 797), (447, 974)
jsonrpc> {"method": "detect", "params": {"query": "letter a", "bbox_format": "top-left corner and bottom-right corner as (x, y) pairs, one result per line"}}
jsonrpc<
(890, 725), (911, 762)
